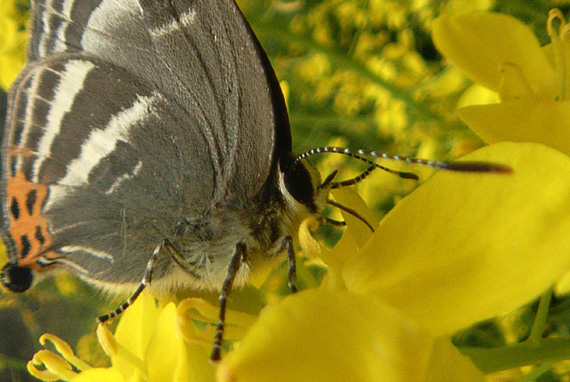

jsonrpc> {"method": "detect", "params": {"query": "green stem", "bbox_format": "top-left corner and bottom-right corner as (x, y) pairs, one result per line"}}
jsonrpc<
(459, 337), (570, 374)
(249, 21), (445, 124)
(528, 288), (552, 344)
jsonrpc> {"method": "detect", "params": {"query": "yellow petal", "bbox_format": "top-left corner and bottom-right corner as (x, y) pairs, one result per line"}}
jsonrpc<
(0, 48), (25, 90)
(97, 324), (118, 356)
(344, 142), (570, 335)
(72, 368), (124, 382)
(330, 187), (377, 248)
(145, 302), (188, 382)
(555, 270), (570, 295)
(317, 188), (376, 290)
(424, 337), (485, 382)
(218, 289), (443, 382)
(0, 235), (7, 267)
(0, 17), (18, 53)
(318, 231), (357, 290)
(432, 13), (557, 98)
(146, 302), (215, 382)
(458, 100), (570, 157)
(113, 291), (160, 355)
(111, 292), (159, 381)
(457, 83), (500, 109)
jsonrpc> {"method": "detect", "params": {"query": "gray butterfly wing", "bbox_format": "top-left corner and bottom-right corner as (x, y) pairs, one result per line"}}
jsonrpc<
(28, 0), (287, 204)
(2, 0), (290, 286)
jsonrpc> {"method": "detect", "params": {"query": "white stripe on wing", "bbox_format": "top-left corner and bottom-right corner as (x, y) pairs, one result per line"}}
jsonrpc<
(56, 92), (160, 188)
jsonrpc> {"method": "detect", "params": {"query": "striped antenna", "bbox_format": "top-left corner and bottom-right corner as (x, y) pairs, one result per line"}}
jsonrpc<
(328, 163), (417, 189)
(295, 147), (513, 174)
(330, 165), (377, 188)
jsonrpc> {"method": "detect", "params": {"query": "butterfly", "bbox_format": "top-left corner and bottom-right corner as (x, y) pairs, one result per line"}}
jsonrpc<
(0, 0), (510, 361)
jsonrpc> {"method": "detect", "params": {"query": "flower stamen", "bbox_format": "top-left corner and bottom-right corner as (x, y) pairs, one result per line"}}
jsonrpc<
(299, 217), (321, 258)
(548, 9), (568, 99)
(39, 334), (91, 371)
(96, 323), (118, 356)
(176, 298), (257, 344)
(27, 350), (77, 382)
(176, 299), (212, 345)
(96, 324), (147, 375)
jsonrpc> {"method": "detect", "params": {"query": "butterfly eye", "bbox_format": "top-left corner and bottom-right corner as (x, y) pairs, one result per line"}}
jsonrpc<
(282, 159), (318, 211)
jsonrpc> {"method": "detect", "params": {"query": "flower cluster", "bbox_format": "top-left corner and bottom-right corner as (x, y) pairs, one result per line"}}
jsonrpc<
(432, 7), (570, 295)
(432, 8), (570, 158)
(0, 0), (27, 90)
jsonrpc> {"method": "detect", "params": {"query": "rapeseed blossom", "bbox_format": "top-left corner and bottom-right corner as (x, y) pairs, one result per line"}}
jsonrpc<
(432, 9), (570, 157)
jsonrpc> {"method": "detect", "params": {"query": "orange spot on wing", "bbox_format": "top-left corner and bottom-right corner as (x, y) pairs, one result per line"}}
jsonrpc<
(6, 172), (53, 271)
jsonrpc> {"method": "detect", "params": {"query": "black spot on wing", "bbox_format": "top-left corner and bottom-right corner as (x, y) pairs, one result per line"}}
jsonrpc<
(20, 235), (31, 259)
(10, 197), (19, 220)
(34, 225), (46, 246)
(26, 189), (37, 215)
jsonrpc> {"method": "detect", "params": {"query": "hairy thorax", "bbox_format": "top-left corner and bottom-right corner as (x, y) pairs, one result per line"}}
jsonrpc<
(150, 191), (306, 293)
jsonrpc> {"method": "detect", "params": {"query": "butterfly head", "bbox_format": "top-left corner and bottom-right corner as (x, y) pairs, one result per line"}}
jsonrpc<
(282, 156), (327, 208)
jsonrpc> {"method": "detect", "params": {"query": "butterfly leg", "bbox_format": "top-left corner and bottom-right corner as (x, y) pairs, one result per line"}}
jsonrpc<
(162, 238), (204, 279)
(267, 235), (297, 293)
(284, 236), (297, 293)
(97, 241), (164, 323)
(210, 242), (247, 362)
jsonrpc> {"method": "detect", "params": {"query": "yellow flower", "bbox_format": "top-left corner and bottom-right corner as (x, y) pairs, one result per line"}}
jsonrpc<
(219, 142), (570, 381)
(431, 9), (570, 157)
(28, 292), (227, 381)
(219, 289), (484, 382)
(0, 0), (27, 90)
(432, 8), (570, 297)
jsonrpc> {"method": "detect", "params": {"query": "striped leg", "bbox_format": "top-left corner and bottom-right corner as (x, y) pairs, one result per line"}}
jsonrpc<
(267, 235), (297, 293)
(284, 236), (297, 294)
(97, 241), (164, 323)
(210, 242), (247, 362)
